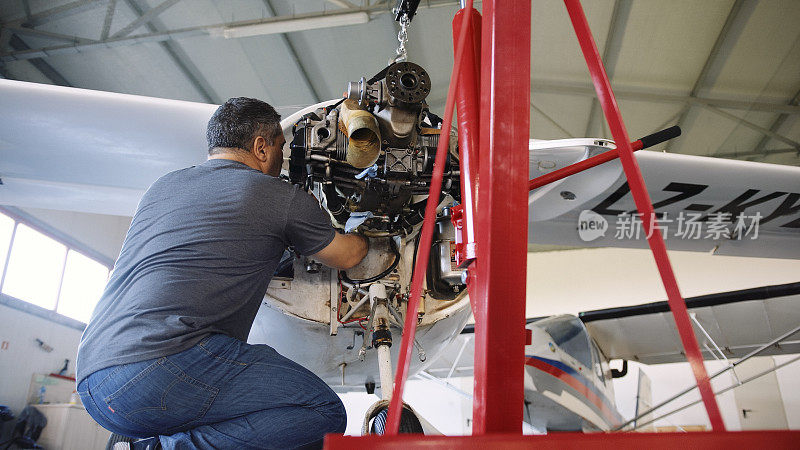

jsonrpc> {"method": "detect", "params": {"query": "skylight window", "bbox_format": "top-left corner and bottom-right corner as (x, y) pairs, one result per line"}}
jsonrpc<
(0, 209), (112, 325)
(2, 224), (67, 310)
(0, 213), (13, 280)
(57, 250), (109, 323)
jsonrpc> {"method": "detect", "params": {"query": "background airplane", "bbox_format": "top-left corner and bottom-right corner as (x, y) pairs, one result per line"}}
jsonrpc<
(423, 281), (800, 433)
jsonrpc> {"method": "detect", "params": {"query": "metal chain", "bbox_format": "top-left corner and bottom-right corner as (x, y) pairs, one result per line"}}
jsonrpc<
(393, 14), (410, 63)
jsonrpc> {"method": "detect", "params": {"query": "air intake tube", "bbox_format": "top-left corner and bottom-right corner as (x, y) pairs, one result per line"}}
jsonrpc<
(339, 99), (381, 169)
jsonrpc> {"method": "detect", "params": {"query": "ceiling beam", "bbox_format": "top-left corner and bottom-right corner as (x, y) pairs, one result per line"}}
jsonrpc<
(698, 103), (800, 150)
(262, 0), (320, 103)
(0, 26), (207, 62)
(7, 34), (72, 87)
(5, 25), (94, 44)
(664, 0), (756, 153)
(3, 0), (106, 28)
(20, 0), (32, 22)
(111, 0), (181, 39)
(584, 0), (632, 137)
(714, 146), (799, 160)
(647, 110), (683, 137)
(0, 27), (11, 51)
(0, 0), (463, 62)
(101, 0), (118, 40)
(529, 80), (800, 115)
(531, 101), (574, 138)
(748, 87), (800, 156)
(326, 0), (358, 8)
(123, 0), (219, 104)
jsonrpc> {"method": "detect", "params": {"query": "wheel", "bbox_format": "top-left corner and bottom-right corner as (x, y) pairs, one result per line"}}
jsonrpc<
(369, 406), (424, 435)
(105, 434), (160, 450)
(105, 433), (133, 450)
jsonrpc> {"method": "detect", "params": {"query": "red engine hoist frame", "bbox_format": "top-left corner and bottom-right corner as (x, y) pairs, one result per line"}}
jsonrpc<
(327, 0), (800, 446)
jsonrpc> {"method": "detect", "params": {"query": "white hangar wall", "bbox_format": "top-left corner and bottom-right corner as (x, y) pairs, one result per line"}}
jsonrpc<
(0, 302), (84, 414)
(0, 207), (130, 422)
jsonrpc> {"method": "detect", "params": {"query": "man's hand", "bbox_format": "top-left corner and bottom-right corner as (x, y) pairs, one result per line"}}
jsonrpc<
(311, 233), (368, 270)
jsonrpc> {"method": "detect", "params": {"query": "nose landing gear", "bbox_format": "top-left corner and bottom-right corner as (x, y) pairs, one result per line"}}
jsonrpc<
(363, 283), (425, 435)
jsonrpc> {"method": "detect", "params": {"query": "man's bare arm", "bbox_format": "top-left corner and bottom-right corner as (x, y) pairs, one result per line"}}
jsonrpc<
(311, 233), (368, 270)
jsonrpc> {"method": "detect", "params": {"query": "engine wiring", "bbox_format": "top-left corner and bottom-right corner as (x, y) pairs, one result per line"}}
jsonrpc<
(339, 237), (400, 285)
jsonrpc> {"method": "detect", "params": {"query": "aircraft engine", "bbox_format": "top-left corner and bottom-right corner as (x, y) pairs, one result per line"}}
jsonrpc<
(288, 62), (460, 237)
(257, 63), (471, 392)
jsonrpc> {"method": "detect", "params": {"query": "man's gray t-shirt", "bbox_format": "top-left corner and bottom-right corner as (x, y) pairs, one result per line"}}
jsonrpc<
(76, 159), (335, 382)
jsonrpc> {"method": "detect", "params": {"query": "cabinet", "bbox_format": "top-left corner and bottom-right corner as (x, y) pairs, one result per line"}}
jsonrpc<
(32, 404), (110, 450)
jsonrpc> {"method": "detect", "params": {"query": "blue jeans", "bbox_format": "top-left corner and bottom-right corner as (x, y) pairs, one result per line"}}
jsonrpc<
(77, 334), (346, 449)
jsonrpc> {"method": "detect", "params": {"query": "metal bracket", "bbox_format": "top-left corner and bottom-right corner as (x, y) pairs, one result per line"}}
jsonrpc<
(691, 312), (741, 385)
(330, 269), (339, 336)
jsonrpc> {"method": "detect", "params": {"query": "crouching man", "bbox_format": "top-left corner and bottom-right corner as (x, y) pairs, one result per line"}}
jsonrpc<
(77, 98), (368, 449)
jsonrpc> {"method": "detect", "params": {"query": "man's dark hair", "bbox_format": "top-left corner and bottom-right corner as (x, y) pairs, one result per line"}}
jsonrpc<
(206, 97), (282, 154)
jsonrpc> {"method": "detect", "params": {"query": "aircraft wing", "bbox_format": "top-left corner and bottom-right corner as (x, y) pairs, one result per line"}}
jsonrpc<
(529, 139), (800, 259)
(425, 282), (800, 377)
(0, 79), (301, 216)
(0, 79), (218, 216)
(2, 79), (799, 262)
(580, 281), (800, 365)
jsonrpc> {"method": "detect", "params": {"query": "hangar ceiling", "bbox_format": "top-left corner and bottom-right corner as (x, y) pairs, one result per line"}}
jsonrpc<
(0, 0), (798, 169)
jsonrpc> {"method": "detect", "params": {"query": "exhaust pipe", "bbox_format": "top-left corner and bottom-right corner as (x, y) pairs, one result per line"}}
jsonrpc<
(339, 99), (381, 168)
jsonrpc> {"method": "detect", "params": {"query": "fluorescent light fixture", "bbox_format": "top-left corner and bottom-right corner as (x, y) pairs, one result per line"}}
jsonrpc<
(223, 12), (370, 39)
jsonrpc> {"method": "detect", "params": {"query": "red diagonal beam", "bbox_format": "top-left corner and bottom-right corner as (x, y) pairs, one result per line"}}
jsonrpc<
(529, 140), (643, 191)
(384, 0), (475, 435)
(563, 0), (726, 431)
(528, 126), (681, 191)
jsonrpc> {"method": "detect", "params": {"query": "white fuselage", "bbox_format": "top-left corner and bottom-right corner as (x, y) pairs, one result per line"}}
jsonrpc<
(523, 316), (623, 431)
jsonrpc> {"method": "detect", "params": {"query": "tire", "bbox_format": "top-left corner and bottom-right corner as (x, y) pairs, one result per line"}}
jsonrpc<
(105, 433), (133, 450)
(369, 407), (424, 435)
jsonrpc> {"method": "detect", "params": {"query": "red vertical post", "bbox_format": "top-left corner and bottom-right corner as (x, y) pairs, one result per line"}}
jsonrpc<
(472, 0), (531, 434)
(563, 0), (726, 431)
